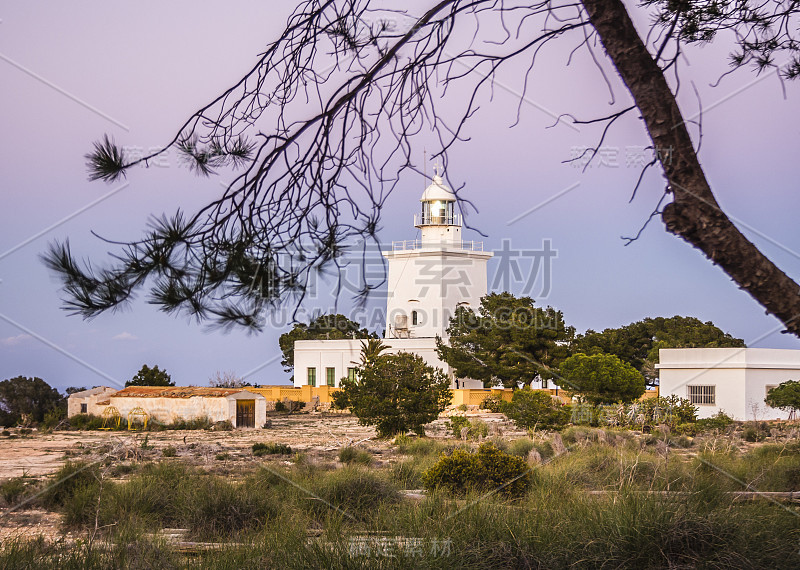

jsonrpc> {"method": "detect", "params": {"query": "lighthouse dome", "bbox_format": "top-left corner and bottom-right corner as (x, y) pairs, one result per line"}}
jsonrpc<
(420, 175), (456, 202)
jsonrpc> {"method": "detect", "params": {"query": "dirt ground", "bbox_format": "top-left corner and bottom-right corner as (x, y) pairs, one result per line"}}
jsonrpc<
(0, 411), (520, 542)
(0, 411), (518, 479)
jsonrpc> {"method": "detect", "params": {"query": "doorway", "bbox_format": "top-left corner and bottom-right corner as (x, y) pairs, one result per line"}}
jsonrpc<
(236, 399), (255, 428)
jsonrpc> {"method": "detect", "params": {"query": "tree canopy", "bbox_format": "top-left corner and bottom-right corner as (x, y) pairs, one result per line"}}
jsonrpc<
(333, 340), (451, 437)
(500, 388), (571, 430)
(126, 365), (174, 387)
(278, 313), (377, 372)
(0, 376), (64, 426)
(573, 316), (745, 383)
(559, 352), (646, 405)
(43, 0), (800, 338)
(437, 292), (574, 389)
(765, 380), (800, 415)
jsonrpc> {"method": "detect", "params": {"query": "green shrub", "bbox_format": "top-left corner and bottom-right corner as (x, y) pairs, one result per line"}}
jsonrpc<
(457, 404), (468, 411)
(508, 437), (536, 457)
(338, 446), (372, 465)
(534, 441), (555, 460)
(470, 419), (489, 439)
(310, 468), (398, 519)
(183, 476), (279, 538)
(63, 463), (280, 538)
(0, 477), (30, 507)
(273, 401), (287, 412)
(675, 422), (697, 436)
(110, 463), (137, 477)
(670, 435), (694, 448)
(479, 394), (505, 413)
(67, 414), (107, 430)
(41, 407), (66, 431)
(629, 395), (698, 428)
(695, 412), (734, 433)
(334, 347), (452, 437)
(743, 426), (767, 442)
(162, 446), (177, 457)
(503, 389), (570, 430)
(447, 416), (491, 439)
(422, 442), (531, 498)
(39, 461), (100, 509)
(394, 435), (446, 457)
(215, 452), (230, 461)
(389, 459), (431, 489)
(447, 415), (470, 437)
(252, 442), (293, 456)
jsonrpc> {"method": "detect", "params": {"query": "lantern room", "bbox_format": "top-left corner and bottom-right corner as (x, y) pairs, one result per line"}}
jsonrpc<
(414, 166), (462, 244)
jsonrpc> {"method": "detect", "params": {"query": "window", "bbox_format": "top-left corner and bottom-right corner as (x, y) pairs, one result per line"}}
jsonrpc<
(687, 385), (715, 405)
(765, 385), (779, 400)
(326, 367), (336, 387)
(307, 367), (316, 387)
(347, 367), (356, 381)
(80, 403), (87, 414)
(541, 379), (548, 389)
(412, 310), (418, 325)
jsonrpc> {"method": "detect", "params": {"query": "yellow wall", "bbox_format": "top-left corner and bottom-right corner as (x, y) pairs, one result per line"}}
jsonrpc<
(247, 385), (658, 408)
(249, 385), (341, 404)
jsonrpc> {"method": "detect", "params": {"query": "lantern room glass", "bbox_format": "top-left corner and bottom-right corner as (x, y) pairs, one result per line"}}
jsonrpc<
(421, 200), (455, 225)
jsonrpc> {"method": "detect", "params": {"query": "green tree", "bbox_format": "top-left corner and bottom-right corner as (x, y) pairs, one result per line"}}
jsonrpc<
(333, 340), (451, 437)
(574, 316), (745, 384)
(765, 381), (800, 416)
(126, 365), (174, 387)
(501, 388), (571, 430)
(437, 292), (574, 389)
(0, 376), (64, 425)
(278, 314), (377, 372)
(559, 353), (645, 405)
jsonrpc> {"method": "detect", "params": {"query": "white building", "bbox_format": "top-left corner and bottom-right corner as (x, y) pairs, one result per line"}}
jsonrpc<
(293, 167), (493, 389)
(657, 348), (800, 420)
(108, 386), (268, 428)
(67, 386), (118, 417)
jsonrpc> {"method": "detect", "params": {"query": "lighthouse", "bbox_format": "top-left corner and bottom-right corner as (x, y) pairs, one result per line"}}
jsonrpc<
(384, 166), (493, 339)
(292, 166), (492, 388)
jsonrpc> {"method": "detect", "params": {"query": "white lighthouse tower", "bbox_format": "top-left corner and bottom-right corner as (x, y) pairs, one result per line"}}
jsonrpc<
(384, 166), (493, 339)
(292, 166), (491, 389)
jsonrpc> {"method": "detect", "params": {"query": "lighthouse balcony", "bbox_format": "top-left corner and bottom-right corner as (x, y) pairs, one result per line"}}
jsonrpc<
(414, 213), (462, 227)
(391, 239), (484, 252)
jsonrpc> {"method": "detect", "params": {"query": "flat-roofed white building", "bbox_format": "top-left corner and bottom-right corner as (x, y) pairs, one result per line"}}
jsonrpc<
(657, 348), (800, 420)
(108, 386), (268, 428)
(67, 386), (119, 417)
(293, 167), (492, 389)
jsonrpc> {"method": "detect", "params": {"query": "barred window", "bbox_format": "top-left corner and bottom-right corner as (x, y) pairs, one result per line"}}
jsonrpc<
(687, 385), (715, 405)
(307, 367), (316, 387)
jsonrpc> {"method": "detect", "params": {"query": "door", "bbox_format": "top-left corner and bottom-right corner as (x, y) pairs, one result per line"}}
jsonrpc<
(236, 399), (255, 428)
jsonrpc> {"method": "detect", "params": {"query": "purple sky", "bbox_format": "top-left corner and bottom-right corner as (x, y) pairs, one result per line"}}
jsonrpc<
(2, 2), (799, 393)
